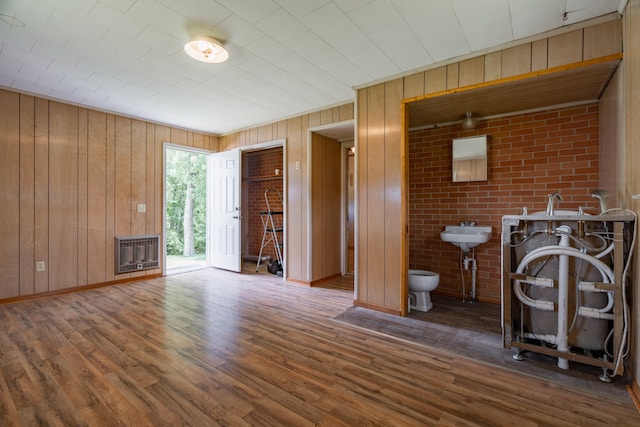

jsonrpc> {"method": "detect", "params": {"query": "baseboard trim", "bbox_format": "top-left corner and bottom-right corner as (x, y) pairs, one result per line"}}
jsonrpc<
(286, 278), (311, 286)
(353, 300), (401, 316)
(0, 274), (162, 305)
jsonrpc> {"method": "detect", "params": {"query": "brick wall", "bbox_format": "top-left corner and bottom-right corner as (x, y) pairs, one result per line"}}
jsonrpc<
(245, 148), (284, 262)
(408, 103), (600, 303)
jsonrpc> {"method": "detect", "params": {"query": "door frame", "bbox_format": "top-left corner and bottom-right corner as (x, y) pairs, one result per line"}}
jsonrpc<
(162, 143), (213, 276)
(239, 138), (287, 276)
(306, 120), (355, 282)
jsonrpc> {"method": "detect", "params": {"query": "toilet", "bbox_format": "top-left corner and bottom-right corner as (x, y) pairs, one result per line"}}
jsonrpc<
(408, 270), (440, 312)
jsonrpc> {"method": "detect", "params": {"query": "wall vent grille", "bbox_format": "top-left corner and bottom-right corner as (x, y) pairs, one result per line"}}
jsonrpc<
(115, 235), (160, 274)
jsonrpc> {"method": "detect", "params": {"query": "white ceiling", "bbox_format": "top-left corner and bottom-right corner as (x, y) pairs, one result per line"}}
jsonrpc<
(0, 0), (626, 135)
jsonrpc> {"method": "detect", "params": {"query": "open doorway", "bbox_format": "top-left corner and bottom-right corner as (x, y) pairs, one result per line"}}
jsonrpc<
(164, 145), (209, 275)
(308, 120), (355, 285)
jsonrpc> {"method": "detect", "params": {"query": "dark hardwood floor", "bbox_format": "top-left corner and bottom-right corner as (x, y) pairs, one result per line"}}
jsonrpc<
(1, 267), (638, 426)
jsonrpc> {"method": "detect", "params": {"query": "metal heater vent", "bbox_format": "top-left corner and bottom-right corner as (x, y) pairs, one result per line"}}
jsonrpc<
(115, 235), (160, 274)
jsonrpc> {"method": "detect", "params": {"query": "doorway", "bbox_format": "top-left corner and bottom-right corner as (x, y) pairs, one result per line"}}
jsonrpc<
(163, 145), (209, 275)
(308, 120), (355, 284)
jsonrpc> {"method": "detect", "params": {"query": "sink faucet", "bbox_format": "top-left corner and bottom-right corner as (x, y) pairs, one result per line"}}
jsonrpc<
(546, 192), (563, 216)
(591, 189), (609, 214)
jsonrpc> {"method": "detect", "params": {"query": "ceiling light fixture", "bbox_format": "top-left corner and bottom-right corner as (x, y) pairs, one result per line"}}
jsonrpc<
(184, 37), (229, 63)
(461, 112), (477, 130)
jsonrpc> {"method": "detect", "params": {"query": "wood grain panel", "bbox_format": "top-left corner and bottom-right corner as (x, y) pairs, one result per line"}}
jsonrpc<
(548, 29), (583, 68)
(311, 134), (341, 281)
(77, 108), (88, 287)
(48, 101), (78, 291)
(583, 19), (622, 60)
(0, 90), (20, 298)
(34, 98), (49, 294)
(320, 108), (333, 125)
(154, 126), (170, 238)
(105, 115), (116, 282)
(403, 72), (425, 98)
(339, 103), (354, 121)
(276, 120), (287, 139)
(87, 110), (107, 284)
(459, 57), (484, 87)
(19, 94), (35, 296)
(446, 64), (459, 90)
(383, 79), (403, 310)
(258, 124), (272, 143)
(285, 116), (303, 281)
(531, 39), (548, 71)
(501, 44), (531, 78)
(130, 120), (147, 237)
(425, 66), (447, 94)
(145, 123), (155, 236)
(308, 111), (321, 129)
(115, 117), (132, 246)
(192, 132), (205, 149)
(484, 51), (502, 82)
(356, 88), (368, 301)
(366, 83), (386, 306)
(623, 0), (640, 393)
(170, 128), (187, 146)
(299, 114), (309, 280)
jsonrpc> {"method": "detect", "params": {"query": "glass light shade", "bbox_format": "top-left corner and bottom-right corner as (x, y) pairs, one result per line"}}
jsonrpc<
(461, 112), (477, 130)
(184, 37), (229, 63)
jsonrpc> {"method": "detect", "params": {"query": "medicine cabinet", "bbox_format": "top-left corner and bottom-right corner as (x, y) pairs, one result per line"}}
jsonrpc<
(452, 135), (488, 182)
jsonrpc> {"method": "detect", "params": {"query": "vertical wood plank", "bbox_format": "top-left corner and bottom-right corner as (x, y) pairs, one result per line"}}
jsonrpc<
(583, 20), (622, 60)
(87, 110), (107, 284)
(403, 73), (424, 99)
(48, 101), (78, 291)
(77, 108), (88, 287)
(286, 116), (303, 281)
(19, 94), (35, 296)
(34, 98), (49, 294)
(257, 124), (272, 143)
(115, 117), (132, 239)
(356, 88), (368, 301)
(0, 90), (21, 298)
(531, 39), (548, 71)
(339, 103), (354, 121)
(130, 120), (147, 237)
(459, 57), (484, 87)
(170, 128), (187, 146)
(425, 66), (447, 94)
(548, 29), (583, 68)
(192, 133), (205, 150)
(446, 64), (459, 90)
(105, 114), (116, 282)
(383, 79), (403, 310)
(146, 123), (155, 236)
(130, 120), (147, 278)
(155, 126), (170, 239)
(484, 52), (502, 82)
(311, 134), (341, 281)
(366, 83), (386, 306)
(299, 114), (309, 281)
(320, 108), (333, 125)
(308, 111), (321, 129)
(501, 44), (532, 78)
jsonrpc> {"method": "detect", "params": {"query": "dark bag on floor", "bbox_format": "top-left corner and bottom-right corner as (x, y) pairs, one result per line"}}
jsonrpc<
(268, 259), (282, 275)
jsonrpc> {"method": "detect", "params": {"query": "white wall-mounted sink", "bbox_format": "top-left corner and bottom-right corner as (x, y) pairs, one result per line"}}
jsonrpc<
(440, 225), (492, 252)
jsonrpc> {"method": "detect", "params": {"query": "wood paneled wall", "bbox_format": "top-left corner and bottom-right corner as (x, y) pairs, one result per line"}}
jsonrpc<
(622, 0), (640, 397)
(0, 89), (217, 300)
(311, 133), (342, 282)
(357, 20), (623, 315)
(218, 104), (354, 284)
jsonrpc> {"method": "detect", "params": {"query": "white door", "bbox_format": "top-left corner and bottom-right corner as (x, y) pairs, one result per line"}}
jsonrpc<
(209, 149), (242, 272)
